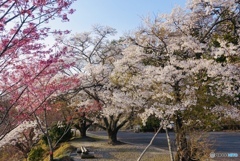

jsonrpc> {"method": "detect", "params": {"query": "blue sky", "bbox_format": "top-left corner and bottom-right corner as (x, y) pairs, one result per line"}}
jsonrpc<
(49, 0), (187, 37)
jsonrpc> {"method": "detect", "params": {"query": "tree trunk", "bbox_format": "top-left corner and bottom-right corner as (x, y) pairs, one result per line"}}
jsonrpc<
(107, 129), (119, 145)
(79, 124), (87, 138)
(43, 108), (54, 161)
(102, 113), (133, 145)
(49, 151), (54, 161)
(174, 113), (188, 161)
(47, 136), (54, 161)
(74, 117), (93, 138)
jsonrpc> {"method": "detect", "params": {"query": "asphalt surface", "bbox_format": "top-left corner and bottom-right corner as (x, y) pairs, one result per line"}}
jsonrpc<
(89, 131), (240, 153)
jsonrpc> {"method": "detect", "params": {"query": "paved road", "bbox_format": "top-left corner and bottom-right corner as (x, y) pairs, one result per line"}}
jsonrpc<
(89, 131), (240, 153)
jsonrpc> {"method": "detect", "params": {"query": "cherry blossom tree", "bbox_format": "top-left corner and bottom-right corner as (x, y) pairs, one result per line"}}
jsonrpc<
(111, 0), (240, 160)
(0, 0), (76, 140)
(68, 92), (102, 138)
(0, 120), (41, 159)
(16, 55), (81, 161)
(57, 26), (137, 144)
(0, 25), (81, 160)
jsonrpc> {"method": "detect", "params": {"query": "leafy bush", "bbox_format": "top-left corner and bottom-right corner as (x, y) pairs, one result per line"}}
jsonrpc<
(42, 123), (73, 145)
(141, 115), (163, 132)
(28, 146), (45, 161)
(183, 106), (240, 131)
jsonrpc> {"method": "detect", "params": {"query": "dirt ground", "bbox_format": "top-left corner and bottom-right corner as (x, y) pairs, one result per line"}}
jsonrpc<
(68, 134), (171, 161)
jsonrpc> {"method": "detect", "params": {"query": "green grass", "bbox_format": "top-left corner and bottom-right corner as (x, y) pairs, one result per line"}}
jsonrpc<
(43, 143), (75, 161)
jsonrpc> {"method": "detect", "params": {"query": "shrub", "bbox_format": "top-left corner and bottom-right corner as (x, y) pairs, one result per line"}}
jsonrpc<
(28, 146), (45, 161)
(186, 131), (213, 161)
(42, 123), (73, 145)
(141, 115), (163, 132)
